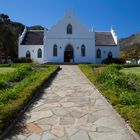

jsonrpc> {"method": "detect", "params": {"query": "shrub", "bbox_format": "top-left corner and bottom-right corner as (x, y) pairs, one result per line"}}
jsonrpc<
(102, 58), (125, 64)
(119, 91), (139, 105)
(13, 57), (32, 63)
(0, 64), (32, 89)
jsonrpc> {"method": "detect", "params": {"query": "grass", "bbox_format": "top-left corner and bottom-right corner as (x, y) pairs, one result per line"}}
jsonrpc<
(79, 64), (140, 136)
(0, 63), (58, 135)
(120, 67), (140, 76)
(0, 67), (16, 74)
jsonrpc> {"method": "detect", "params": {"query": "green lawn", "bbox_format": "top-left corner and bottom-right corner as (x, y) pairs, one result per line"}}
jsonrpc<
(120, 67), (140, 76)
(0, 67), (15, 74)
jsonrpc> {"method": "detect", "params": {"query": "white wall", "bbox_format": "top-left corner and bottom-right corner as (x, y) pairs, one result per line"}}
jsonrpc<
(95, 46), (120, 64)
(18, 45), (44, 63)
(44, 12), (95, 63)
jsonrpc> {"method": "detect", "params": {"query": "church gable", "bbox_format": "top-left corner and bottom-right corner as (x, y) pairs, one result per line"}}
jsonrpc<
(46, 12), (93, 38)
(21, 30), (44, 45)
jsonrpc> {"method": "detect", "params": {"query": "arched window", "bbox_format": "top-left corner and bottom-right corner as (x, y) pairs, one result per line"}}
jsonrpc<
(67, 24), (72, 34)
(26, 50), (31, 58)
(37, 48), (42, 58)
(96, 49), (101, 58)
(81, 45), (86, 57)
(53, 44), (57, 56)
(108, 51), (112, 59)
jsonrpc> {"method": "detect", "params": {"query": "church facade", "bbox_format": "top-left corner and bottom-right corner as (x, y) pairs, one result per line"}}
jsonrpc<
(18, 12), (120, 64)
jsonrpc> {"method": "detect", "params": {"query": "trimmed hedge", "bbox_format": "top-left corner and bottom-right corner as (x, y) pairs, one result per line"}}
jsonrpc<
(0, 64), (58, 135)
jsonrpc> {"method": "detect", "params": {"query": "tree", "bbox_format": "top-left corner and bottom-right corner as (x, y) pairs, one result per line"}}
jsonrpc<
(0, 14), (10, 23)
(0, 13), (24, 61)
(29, 25), (44, 30)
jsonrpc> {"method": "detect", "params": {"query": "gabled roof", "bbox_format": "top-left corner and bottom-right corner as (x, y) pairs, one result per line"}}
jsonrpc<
(95, 32), (117, 46)
(21, 30), (44, 45)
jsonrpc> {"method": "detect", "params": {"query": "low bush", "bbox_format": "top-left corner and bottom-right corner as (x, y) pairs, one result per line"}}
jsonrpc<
(13, 57), (32, 63)
(0, 64), (32, 89)
(102, 58), (126, 64)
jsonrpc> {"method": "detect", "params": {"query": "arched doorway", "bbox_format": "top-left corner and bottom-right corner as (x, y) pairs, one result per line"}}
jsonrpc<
(64, 44), (74, 62)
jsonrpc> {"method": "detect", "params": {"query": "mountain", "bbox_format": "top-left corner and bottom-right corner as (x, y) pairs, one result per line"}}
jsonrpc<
(119, 32), (140, 60)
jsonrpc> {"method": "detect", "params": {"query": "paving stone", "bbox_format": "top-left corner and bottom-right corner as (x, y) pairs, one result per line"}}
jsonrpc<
(70, 110), (86, 118)
(88, 132), (132, 140)
(97, 126), (116, 133)
(38, 124), (51, 131)
(32, 101), (44, 109)
(26, 133), (41, 140)
(52, 108), (70, 116)
(65, 127), (79, 137)
(51, 125), (65, 137)
(26, 123), (43, 134)
(76, 115), (88, 126)
(41, 132), (56, 140)
(27, 111), (53, 123)
(44, 102), (61, 108)
(36, 115), (58, 126)
(61, 102), (76, 108)
(80, 124), (97, 132)
(59, 116), (75, 125)
(54, 136), (69, 140)
(70, 130), (90, 140)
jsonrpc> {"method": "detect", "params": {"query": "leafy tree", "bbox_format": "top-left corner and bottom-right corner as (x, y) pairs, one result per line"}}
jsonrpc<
(0, 14), (10, 23)
(29, 25), (44, 30)
(0, 13), (24, 61)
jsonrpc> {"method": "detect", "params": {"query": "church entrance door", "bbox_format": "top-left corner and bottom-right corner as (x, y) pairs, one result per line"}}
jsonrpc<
(64, 45), (74, 62)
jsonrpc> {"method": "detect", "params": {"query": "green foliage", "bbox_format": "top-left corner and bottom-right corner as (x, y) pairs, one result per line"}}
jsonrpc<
(0, 64), (31, 89)
(102, 58), (125, 64)
(0, 64), (11, 67)
(119, 91), (139, 105)
(79, 64), (140, 135)
(13, 57), (32, 63)
(0, 13), (24, 60)
(29, 25), (44, 30)
(120, 44), (140, 60)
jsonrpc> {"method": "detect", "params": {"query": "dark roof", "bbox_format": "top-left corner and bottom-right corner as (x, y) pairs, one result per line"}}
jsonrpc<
(95, 32), (117, 46)
(21, 30), (44, 45)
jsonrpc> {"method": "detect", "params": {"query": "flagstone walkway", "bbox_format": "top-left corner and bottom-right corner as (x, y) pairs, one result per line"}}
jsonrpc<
(6, 66), (137, 140)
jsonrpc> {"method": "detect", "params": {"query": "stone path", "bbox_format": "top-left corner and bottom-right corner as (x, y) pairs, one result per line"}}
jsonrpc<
(6, 66), (137, 140)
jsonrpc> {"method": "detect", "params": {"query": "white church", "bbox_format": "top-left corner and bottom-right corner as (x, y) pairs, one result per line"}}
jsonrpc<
(18, 12), (120, 64)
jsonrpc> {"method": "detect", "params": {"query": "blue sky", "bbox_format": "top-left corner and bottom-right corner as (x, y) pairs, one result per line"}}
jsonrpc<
(0, 0), (140, 38)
